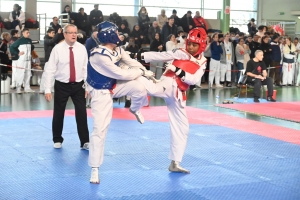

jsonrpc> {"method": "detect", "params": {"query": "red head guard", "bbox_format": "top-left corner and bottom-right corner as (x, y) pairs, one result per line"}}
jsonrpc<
(186, 27), (207, 57)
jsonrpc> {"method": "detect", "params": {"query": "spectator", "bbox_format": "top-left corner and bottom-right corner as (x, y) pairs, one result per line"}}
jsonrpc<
(149, 33), (164, 79)
(119, 34), (127, 47)
(260, 36), (272, 74)
(44, 28), (62, 62)
(0, 32), (11, 74)
(165, 34), (180, 51)
(220, 33), (235, 87)
(256, 25), (266, 43)
(125, 37), (140, 55)
(108, 12), (122, 27)
(176, 31), (186, 48)
(138, 6), (150, 34)
(76, 8), (90, 36)
(171, 9), (181, 29)
(157, 9), (168, 30)
(161, 16), (178, 44)
(246, 35), (260, 59)
(31, 50), (42, 86)
(130, 24), (144, 48)
(9, 4), (25, 32)
(9, 30), (19, 89)
(203, 35), (212, 83)
(193, 11), (208, 31)
(89, 4), (103, 30)
(245, 50), (276, 103)
(270, 35), (282, 86)
(247, 18), (257, 37)
(282, 37), (296, 86)
(181, 11), (195, 33)
(235, 38), (250, 84)
(118, 21), (131, 39)
(148, 21), (160, 43)
(294, 37), (300, 85)
(85, 28), (101, 58)
(50, 17), (62, 34)
(209, 33), (223, 87)
(62, 5), (76, 24)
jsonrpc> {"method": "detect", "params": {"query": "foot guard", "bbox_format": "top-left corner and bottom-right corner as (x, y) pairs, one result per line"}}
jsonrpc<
(129, 109), (145, 124)
(90, 168), (100, 184)
(168, 161), (190, 174)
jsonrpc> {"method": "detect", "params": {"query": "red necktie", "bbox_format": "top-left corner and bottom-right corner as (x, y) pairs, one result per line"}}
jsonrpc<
(69, 47), (76, 83)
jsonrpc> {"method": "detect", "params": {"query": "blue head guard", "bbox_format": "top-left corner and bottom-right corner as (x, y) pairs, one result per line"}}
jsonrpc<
(96, 21), (121, 45)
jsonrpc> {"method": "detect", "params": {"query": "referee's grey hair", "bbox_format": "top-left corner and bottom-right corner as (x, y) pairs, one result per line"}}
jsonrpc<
(255, 50), (263, 56)
(63, 24), (77, 33)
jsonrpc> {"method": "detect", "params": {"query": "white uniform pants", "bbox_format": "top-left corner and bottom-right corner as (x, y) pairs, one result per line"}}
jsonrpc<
(209, 58), (221, 85)
(282, 62), (294, 85)
(88, 80), (148, 167)
(296, 62), (300, 85)
(137, 76), (189, 162)
(220, 62), (231, 82)
(150, 61), (164, 79)
(11, 61), (18, 87)
(294, 61), (299, 84)
(15, 60), (31, 90)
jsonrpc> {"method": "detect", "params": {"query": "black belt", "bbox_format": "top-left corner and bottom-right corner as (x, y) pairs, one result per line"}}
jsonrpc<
(56, 80), (84, 85)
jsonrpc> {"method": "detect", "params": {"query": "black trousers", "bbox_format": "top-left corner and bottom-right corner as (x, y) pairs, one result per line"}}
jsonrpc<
(204, 57), (211, 83)
(251, 77), (274, 98)
(52, 80), (89, 147)
(270, 61), (281, 85)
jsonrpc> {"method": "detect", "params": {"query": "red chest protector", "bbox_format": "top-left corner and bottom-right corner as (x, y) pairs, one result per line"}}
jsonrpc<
(164, 59), (200, 91)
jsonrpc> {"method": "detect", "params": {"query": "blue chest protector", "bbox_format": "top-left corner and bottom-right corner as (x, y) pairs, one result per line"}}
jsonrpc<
(87, 47), (121, 90)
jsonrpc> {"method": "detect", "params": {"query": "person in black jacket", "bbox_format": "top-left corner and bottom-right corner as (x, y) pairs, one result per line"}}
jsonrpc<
(89, 4), (103, 29)
(62, 5), (76, 24)
(269, 35), (282, 85)
(108, 12), (122, 27)
(137, 6), (150, 34)
(44, 28), (61, 62)
(0, 32), (11, 74)
(76, 8), (90, 36)
(161, 16), (178, 44)
(181, 11), (195, 33)
(118, 21), (131, 38)
(50, 17), (62, 34)
(148, 21), (160, 43)
(247, 18), (257, 37)
(171, 9), (181, 28)
(260, 36), (272, 73)
(150, 33), (163, 52)
(130, 24), (144, 48)
(246, 35), (260, 59)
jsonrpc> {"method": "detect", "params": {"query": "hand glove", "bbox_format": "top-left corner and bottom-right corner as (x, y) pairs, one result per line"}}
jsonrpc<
(165, 63), (176, 72)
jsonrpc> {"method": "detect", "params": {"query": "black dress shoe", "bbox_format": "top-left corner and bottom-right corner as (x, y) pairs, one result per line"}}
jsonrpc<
(124, 99), (131, 108)
(267, 97), (276, 102)
(226, 83), (232, 87)
(254, 97), (260, 103)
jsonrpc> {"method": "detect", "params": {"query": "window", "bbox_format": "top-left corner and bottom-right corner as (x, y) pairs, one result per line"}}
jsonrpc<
(0, 0), (25, 12)
(230, 11), (257, 33)
(203, 0), (222, 10)
(230, 0), (257, 11)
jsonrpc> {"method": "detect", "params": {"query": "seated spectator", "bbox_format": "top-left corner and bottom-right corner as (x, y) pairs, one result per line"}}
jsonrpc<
(138, 6), (150, 34)
(176, 31), (186, 48)
(148, 21), (160, 43)
(149, 33), (164, 79)
(31, 50), (42, 86)
(125, 37), (140, 56)
(247, 18), (257, 37)
(76, 8), (90, 36)
(157, 9), (168, 30)
(119, 34), (128, 48)
(166, 34), (180, 51)
(108, 12), (122, 27)
(62, 5), (76, 24)
(170, 9), (182, 30)
(181, 11), (195, 33)
(118, 21), (131, 39)
(150, 33), (163, 52)
(50, 17), (62, 34)
(235, 38), (251, 84)
(193, 11), (208, 31)
(9, 4), (25, 31)
(161, 16), (178, 44)
(245, 50), (276, 103)
(0, 32), (11, 74)
(89, 4), (103, 30)
(130, 24), (144, 48)
(270, 35), (282, 86)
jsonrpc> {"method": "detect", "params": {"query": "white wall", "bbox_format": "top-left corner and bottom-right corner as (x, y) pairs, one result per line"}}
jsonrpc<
(258, 0), (300, 34)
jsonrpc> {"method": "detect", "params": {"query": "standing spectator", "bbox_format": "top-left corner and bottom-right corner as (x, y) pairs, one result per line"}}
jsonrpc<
(118, 21), (131, 39)
(270, 35), (282, 86)
(193, 11), (208, 31)
(203, 35), (212, 83)
(9, 4), (25, 32)
(181, 11), (195, 33)
(161, 16), (178, 44)
(170, 9), (181, 29)
(108, 12), (122, 27)
(220, 33), (235, 87)
(0, 32), (11, 74)
(209, 33), (223, 87)
(148, 21), (160, 43)
(44, 24), (89, 150)
(165, 34), (180, 51)
(62, 5), (76, 24)
(282, 37), (296, 86)
(138, 7), (150, 34)
(130, 24), (144, 48)
(293, 38), (300, 85)
(245, 50), (276, 103)
(246, 35), (260, 59)
(247, 18), (257, 37)
(157, 9), (168, 30)
(85, 28), (101, 58)
(149, 33), (164, 79)
(10, 29), (35, 93)
(235, 38), (250, 84)
(76, 8), (90, 36)
(89, 4), (103, 30)
(256, 25), (266, 43)
(260, 36), (272, 74)
(9, 30), (19, 89)
(50, 17), (62, 34)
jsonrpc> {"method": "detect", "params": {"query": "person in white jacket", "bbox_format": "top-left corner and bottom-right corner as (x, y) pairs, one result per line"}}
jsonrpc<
(88, 21), (154, 184)
(282, 37), (296, 86)
(9, 4), (25, 33)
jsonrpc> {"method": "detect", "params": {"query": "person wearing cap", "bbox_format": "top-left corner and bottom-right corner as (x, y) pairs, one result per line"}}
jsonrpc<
(247, 18), (257, 37)
(171, 9), (182, 28)
(181, 11), (195, 33)
(89, 4), (103, 30)
(157, 9), (168, 30)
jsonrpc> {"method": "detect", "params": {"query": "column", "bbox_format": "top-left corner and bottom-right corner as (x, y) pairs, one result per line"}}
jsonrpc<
(221, 0), (230, 33)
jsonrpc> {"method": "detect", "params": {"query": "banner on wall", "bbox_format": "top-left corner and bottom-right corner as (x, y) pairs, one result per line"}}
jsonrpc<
(225, 6), (230, 14)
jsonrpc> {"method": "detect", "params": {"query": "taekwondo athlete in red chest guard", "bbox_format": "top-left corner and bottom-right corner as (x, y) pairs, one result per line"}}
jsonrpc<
(136, 27), (207, 173)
